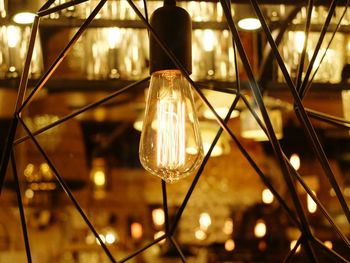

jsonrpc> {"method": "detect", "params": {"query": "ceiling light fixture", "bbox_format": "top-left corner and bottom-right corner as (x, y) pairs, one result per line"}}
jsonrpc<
(240, 107), (283, 141)
(236, 4), (261, 31)
(139, 0), (203, 183)
(9, 0), (39, 24)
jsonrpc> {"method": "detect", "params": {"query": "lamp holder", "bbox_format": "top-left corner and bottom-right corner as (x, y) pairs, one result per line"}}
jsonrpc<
(149, 0), (192, 74)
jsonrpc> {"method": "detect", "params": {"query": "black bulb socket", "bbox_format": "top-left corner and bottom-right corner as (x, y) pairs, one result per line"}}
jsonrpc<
(149, 1), (192, 74)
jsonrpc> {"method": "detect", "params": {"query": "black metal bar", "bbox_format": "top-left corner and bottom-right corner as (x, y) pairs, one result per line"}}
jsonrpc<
(0, 16), (40, 195)
(296, 107), (350, 222)
(13, 77), (149, 146)
(295, 0), (313, 91)
(259, 7), (301, 92)
(241, 95), (350, 248)
(306, 108), (350, 129)
(301, 2), (349, 98)
(313, 237), (349, 263)
(170, 237), (187, 263)
(17, 117), (117, 263)
(169, 100), (240, 234)
(250, 0), (350, 224)
(288, 160), (350, 248)
(18, 0), (108, 113)
(228, 0), (318, 260)
(161, 180), (170, 234)
(283, 236), (302, 263)
(298, 0), (339, 98)
(10, 152), (32, 263)
(38, 0), (89, 17)
(119, 235), (167, 262)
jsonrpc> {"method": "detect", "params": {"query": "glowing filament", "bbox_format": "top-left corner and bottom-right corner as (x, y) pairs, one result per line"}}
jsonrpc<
(157, 98), (185, 170)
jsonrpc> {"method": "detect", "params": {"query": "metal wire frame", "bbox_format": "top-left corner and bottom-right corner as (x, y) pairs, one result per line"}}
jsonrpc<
(251, 0), (350, 225)
(0, 0), (349, 262)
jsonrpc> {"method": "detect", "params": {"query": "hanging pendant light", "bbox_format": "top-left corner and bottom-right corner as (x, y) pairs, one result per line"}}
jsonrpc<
(8, 0), (40, 24)
(139, 0), (203, 183)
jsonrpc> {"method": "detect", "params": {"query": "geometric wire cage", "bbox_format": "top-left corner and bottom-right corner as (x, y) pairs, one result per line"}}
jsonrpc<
(0, 0), (350, 262)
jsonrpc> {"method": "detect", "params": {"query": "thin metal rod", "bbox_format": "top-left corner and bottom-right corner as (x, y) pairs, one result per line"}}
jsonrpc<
(14, 77), (149, 146)
(259, 7), (301, 92)
(169, 95), (243, 234)
(283, 235), (302, 263)
(0, 16), (40, 194)
(170, 237), (187, 263)
(10, 152), (32, 263)
(161, 180), (170, 234)
(289, 160), (350, 248)
(225, 1), (318, 261)
(296, 106), (350, 222)
(298, 0), (339, 97)
(18, 0), (108, 113)
(250, 0), (350, 224)
(119, 235), (167, 263)
(295, 0), (313, 90)
(301, 2), (349, 98)
(241, 95), (350, 248)
(38, 0), (89, 17)
(313, 237), (349, 263)
(17, 116), (117, 263)
(306, 108), (350, 129)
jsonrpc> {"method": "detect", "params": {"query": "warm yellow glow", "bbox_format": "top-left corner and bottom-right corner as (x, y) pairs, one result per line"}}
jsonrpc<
(131, 222), (143, 240)
(222, 218), (234, 235)
(290, 240), (301, 253)
(225, 239), (235, 251)
(154, 230), (166, 244)
(25, 189), (34, 199)
(307, 191), (317, 214)
(290, 153), (300, 171)
(152, 208), (165, 227)
(199, 212), (212, 230)
(240, 109), (283, 141)
(93, 170), (106, 187)
(203, 107), (240, 120)
(107, 27), (121, 49)
(254, 219), (267, 238)
(157, 95), (186, 170)
(94, 108), (107, 122)
(324, 240), (333, 250)
(238, 18), (261, 30)
(7, 26), (20, 48)
(203, 29), (215, 52)
(195, 228), (207, 240)
(105, 233), (116, 244)
(13, 12), (35, 24)
(40, 163), (53, 180)
(96, 234), (106, 245)
(24, 163), (35, 178)
(140, 70), (203, 183)
(295, 31), (305, 53)
(262, 188), (274, 204)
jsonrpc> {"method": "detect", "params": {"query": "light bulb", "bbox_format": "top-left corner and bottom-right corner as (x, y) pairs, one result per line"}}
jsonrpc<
(139, 70), (203, 183)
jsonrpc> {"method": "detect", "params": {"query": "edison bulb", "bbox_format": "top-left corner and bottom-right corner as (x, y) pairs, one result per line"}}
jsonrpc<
(139, 70), (203, 183)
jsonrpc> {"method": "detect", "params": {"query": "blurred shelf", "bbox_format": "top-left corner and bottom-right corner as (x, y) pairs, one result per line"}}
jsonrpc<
(1, 78), (350, 93)
(40, 18), (229, 30)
